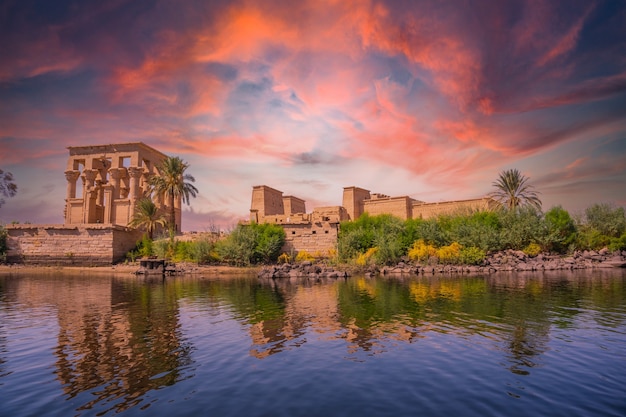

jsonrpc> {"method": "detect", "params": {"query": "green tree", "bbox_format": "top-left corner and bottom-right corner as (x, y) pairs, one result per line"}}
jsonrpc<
(252, 223), (286, 263)
(128, 198), (167, 240)
(584, 203), (626, 238)
(544, 206), (576, 253)
(0, 169), (17, 208)
(490, 168), (541, 211)
(0, 225), (8, 262)
(148, 156), (198, 233)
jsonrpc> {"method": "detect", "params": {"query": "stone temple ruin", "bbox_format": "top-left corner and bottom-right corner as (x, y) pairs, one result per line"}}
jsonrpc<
(6, 142), (181, 265)
(249, 185), (499, 255)
(63, 142), (181, 232)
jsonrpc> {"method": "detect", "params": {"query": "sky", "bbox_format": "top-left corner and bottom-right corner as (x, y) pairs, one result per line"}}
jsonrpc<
(1, 0), (625, 232)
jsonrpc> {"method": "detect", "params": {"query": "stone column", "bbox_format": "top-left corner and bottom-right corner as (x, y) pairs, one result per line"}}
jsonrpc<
(64, 170), (80, 199)
(128, 167), (144, 200)
(108, 168), (123, 200)
(82, 169), (98, 223)
(103, 184), (113, 224)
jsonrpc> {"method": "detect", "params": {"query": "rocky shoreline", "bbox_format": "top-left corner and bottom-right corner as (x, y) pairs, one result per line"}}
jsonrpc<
(258, 249), (626, 280)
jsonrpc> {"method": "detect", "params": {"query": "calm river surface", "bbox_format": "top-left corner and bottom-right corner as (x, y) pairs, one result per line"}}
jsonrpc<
(1, 269), (625, 417)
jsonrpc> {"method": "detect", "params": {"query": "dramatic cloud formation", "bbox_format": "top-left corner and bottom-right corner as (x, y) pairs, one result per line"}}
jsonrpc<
(1, 0), (625, 230)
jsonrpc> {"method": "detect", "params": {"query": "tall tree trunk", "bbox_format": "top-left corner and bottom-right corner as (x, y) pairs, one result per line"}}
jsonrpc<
(169, 193), (176, 233)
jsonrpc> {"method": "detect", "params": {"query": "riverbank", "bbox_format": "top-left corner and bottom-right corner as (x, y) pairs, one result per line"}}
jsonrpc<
(2, 249), (624, 279)
(0, 262), (260, 277)
(258, 248), (626, 279)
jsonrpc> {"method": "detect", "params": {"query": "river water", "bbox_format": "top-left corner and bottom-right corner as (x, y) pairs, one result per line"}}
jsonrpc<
(0, 269), (624, 417)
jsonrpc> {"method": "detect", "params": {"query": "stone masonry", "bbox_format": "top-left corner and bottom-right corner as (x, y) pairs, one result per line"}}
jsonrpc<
(5, 142), (177, 266)
(6, 224), (143, 266)
(249, 185), (499, 255)
(64, 142), (182, 232)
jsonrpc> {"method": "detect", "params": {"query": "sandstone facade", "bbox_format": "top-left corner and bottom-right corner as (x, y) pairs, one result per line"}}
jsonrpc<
(249, 185), (498, 255)
(64, 142), (182, 232)
(5, 224), (142, 266)
(6, 142), (180, 266)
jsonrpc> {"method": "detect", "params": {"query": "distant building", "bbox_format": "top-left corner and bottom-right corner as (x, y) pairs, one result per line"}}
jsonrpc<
(249, 185), (499, 254)
(6, 142), (180, 265)
(64, 142), (182, 232)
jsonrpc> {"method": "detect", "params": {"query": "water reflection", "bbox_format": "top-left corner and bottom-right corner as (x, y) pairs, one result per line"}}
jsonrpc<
(251, 270), (625, 367)
(0, 269), (624, 416)
(0, 273), (193, 414)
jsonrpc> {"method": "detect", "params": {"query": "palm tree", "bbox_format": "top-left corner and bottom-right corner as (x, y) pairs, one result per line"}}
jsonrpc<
(147, 156), (198, 233)
(490, 168), (541, 211)
(128, 198), (167, 239)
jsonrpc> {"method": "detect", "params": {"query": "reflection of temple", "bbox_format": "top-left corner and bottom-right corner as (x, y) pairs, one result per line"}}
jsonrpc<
(248, 279), (421, 359)
(5, 274), (189, 414)
(64, 142), (182, 232)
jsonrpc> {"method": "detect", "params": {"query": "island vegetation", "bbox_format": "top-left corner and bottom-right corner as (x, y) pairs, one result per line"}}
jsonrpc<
(118, 201), (626, 269)
(118, 168), (626, 269)
(1, 166), (625, 269)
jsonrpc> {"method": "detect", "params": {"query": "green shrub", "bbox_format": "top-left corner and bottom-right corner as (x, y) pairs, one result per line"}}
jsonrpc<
(576, 229), (612, 251)
(498, 207), (548, 250)
(356, 247), (378, 266)
(523, 242), (542, 257)
(190, 237), (219, 264)
(436, 242), (462, 264)
(295, 250), (315, 262)
(253, 223), (285, 263)
(277, 253), (291, 264)
(373, 229), (404, 265)
(0, 225), (7, 262)
(215, 224), (257, 265)
(215, 223), (285, 265)
(459, 246), (486, 265)
(608, 233), (626, 252)
(338, 214), (404, 263)
(407, 239), (437, 263)
(585, 203), (626, 238)
(153, 238), (171, 259)
(544, 206), (577, 253)
(439, 211), (501, 251)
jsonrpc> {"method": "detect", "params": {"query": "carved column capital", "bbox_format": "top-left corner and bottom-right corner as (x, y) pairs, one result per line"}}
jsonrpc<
(128, 166), (144, 178)
(64, 170), (80, 182)
(108, 168), (122, 180)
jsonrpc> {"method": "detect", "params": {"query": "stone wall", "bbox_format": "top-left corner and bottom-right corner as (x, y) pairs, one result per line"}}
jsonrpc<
(412, 198), (499, 219)
(5, 224), (143, 266)
(281, 222), (339, 255)
(363, 196), (416, 220)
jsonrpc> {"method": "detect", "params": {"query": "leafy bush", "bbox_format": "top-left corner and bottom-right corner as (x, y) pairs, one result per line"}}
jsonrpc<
(277, 253), (291, 264)
(407, 239), (437, 263)
(498, 207), (548, 250)
(608, 233), (626, 252)
(190, 237), (219, 264)
(414, 218), (446, 247)
(356, 247), (379, 266)
(576, 229), (612, 251)
(436, 242), (462, 264)
(215, 223), (285, 265)
(585, 203), (626, 238)
(338, 214), (405, 262)
(373, 229), (404, 265)
(153, 238), (171, 259)
(544, 206), (576, 253)
(295, 250), (315, 262)
(439, 211), (501, 251)
(215, 224), (257, 265)
(0, 225), (7, 262)
(523, 242), (542, 257)
(253, 223), (286, 263)
(459, 246), (486, 265)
